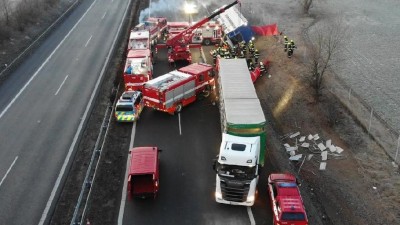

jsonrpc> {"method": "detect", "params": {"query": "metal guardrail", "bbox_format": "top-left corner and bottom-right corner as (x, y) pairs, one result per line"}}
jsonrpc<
(70, 97), (115, 225)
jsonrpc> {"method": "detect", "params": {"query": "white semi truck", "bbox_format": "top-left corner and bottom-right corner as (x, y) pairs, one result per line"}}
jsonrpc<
(214, 58), (266, 206)
(214, 133), (260, 206)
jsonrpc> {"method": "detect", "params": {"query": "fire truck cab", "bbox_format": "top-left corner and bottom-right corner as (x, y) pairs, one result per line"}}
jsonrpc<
(124, 49), (153, 91)
(166, 21), (190, 37)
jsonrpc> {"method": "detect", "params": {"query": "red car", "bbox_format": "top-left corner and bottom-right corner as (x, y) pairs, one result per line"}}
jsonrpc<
(267, 173), (308, 225)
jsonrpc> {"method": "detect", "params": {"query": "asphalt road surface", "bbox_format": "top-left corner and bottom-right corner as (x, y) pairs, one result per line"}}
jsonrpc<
(120, 48), (273, 225)
(0, 0), (131, 224)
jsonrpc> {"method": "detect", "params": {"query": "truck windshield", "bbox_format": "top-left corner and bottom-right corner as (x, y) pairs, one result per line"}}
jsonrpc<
(281, 212), (306, 221)
(116, 105), (134, 112)
(216, 163), (256, 180)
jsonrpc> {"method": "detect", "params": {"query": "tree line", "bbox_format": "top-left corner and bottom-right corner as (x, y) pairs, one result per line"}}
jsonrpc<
(0, 0), (60, 42)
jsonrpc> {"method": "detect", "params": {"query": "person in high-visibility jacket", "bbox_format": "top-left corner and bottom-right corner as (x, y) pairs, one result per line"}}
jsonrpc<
(254, 49), (260, 64)
(288, 40), (296, 58)
(259, 62), (267, 76)
(284, 36), (289, 52)
(248, 61), (255, 71)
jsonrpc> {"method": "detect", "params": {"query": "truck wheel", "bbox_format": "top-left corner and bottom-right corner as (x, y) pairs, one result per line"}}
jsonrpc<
(203, 39), (211, 46)
(202, 90), (210, 98)
(175, 104), (183, 113)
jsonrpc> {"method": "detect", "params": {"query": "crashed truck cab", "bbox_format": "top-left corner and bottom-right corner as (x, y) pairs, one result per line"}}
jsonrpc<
(214, 133), (260, 206)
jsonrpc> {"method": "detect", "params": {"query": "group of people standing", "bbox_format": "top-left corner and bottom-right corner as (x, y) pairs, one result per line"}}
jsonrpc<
(283, 36), (296, 58)
(211, 40), (265, 75)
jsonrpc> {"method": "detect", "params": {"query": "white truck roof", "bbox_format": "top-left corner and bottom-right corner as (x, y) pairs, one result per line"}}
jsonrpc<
(218, 58), (265, 125)
(145, 70), (191, 90)
(129, 30), (150, 40)
(219, 133), (260, 166)
(217, 6), (248, 34)
(224, 98), (265, 125)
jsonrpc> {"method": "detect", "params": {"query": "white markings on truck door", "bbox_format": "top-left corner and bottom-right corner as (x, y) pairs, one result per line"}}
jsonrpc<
(54, 75), (69, 96)
(0, 156), (18, 188)
(247, 206), (256, 225)
(84, 35), (93, 47)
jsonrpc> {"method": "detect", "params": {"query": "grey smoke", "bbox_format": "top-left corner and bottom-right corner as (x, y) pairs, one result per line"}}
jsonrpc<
(138, 0), (229, 23)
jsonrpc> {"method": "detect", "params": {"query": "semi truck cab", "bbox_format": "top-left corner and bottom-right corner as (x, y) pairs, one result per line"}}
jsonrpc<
(214, 133), (260, 206)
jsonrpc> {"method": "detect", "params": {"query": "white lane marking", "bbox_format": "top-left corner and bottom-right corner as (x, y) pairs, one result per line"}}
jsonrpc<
(178, 113), (182, 135)
(101, 11), (108, 20)
(54, 75), (69, 95)
(247, 206), (256, 225)
(0, 0), (96, 120)
(84, 35), (93, 47)
(41, 0), (131, 223)
(0, 156), (18, 188)
(118, 123), (136, 225)
(38, 0), (108, 223)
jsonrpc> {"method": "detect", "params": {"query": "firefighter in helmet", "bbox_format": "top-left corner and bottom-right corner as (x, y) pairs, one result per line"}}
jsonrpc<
(248, 61), (255, 71)
(254, 49), (260, 64)
(259, 61), (267, 76)
(238, 50), (245, 58)
(212, 50), (217, 66)
(288, 40), (296, 58)
(284, 36), (289, 52)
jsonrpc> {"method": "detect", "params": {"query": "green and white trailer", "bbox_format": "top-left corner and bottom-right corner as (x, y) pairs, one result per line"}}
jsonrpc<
(217, 58), (267, 166)
(214, 58), (266, 206)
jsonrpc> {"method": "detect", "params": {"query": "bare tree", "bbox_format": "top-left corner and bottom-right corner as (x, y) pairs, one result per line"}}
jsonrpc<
(306, 17), (348, 98)
(300, 0), (327, 15)
(1, 0), (12, 25)
(301, 0), (313, 14)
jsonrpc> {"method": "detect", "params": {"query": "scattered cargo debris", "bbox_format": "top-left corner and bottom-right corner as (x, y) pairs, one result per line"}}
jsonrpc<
(282, 131), (345, 172)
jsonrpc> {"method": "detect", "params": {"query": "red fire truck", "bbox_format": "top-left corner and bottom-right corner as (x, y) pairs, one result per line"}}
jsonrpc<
(123, 49), (153, 91)
(267, 173), (309, 225)
(135, 17), (168, 45)
(156, 0), (239, 64)
(143, 63), (214, 114)
(191, 21), (223, 45)
(167, 21), (223, 46)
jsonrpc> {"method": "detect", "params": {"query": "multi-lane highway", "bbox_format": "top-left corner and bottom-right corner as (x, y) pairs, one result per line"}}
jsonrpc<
(0, 0), (131, 224)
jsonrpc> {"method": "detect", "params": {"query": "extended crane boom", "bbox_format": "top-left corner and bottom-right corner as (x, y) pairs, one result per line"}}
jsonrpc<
(157, 0), (240, 64)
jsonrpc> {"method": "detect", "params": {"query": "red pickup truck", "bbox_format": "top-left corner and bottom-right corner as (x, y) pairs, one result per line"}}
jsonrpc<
(267, 173), (308, 225)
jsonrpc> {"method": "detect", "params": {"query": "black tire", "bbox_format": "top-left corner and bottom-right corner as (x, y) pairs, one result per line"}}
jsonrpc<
(203, 39), (211, 46)
(175, 104), (183, 113)
(202, 90), (210, 98)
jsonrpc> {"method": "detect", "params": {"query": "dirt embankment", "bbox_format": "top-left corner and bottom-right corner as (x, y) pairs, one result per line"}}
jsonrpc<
(255, 28), (400, 225)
